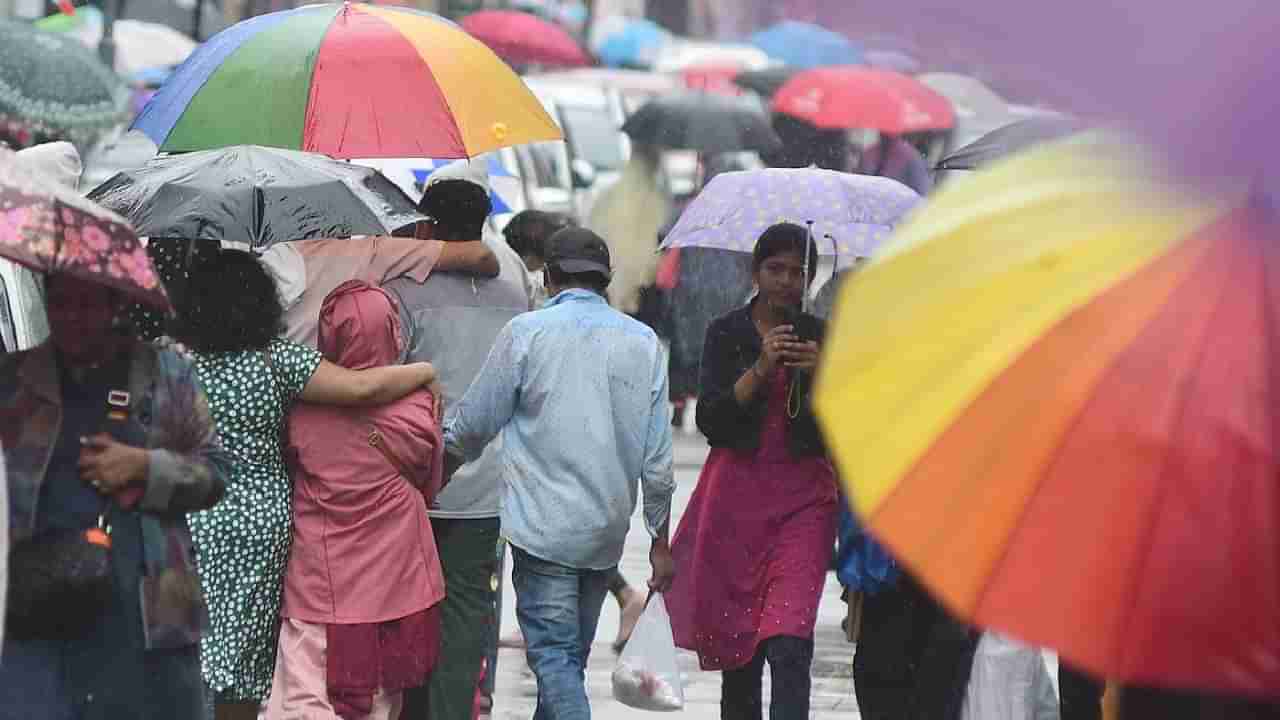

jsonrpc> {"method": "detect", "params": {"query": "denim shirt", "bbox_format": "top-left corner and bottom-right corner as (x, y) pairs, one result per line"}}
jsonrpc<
(443, 288), (675, 570)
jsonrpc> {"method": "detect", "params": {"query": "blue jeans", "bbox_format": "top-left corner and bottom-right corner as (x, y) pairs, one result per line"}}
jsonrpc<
(511, 547), (613, 720)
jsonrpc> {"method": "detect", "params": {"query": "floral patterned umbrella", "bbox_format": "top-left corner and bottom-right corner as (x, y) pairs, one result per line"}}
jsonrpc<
(0, 148), (168, 309)
(0, 20), (129, 149)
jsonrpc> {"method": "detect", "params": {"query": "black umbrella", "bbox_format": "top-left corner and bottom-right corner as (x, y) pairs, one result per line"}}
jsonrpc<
(88, 145), (426, 249)
(0, 20), (129, 148)
(732, 66), (799, 98)
(936, 116), (1079, 171)
(622, 93), (782, 156)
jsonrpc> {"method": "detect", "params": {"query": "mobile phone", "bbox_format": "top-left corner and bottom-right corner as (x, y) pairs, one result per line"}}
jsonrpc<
(781, 305), (811, 343)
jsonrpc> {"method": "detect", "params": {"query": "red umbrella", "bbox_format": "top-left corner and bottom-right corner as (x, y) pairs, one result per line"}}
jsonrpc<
(461, 10), (590, 69)
(772, 67), (955, 134)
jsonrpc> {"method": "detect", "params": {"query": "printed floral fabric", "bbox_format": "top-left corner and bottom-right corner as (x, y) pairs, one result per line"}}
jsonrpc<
(0, 149), (167, 308)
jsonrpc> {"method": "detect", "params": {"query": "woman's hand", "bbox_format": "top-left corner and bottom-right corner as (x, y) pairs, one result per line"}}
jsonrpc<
(756, 325), (798, 375)
(783, 340), (821, 372)
(79, 434), (148, 495)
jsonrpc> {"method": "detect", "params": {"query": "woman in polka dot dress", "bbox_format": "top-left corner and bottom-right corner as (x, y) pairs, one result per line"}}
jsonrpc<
(665, 225), (839, 720)
(170, 249), (438, 720)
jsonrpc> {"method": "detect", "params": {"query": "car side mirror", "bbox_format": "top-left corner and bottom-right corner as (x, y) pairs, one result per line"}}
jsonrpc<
(570, 158), (597, 189)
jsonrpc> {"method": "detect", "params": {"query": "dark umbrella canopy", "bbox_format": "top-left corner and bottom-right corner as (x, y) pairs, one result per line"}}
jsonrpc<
(732, 66), (799, 98)
(936, 115), (1078, 170)
(88, 145), (426, 249)
(0, 20), (129, 148)
(622, 93), (782, 155)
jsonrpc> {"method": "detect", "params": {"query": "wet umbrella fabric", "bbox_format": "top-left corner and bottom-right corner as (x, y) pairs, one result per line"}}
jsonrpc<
(0, 148), (168, 309)
(621, 94), (782, 155)
(662, 168), (921, 260)
(132, 3), (562, 159)
(773, 67), (956, 135)
(0, 20), (129, 147)
(87, 145), (425, 249)
(936, 116), (1081, 171)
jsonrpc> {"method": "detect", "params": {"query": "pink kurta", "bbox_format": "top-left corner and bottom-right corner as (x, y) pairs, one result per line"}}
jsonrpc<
(666, 370), (839, 671)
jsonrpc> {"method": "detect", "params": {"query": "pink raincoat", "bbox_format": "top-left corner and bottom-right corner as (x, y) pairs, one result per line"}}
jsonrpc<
(282, 280), (444, 624)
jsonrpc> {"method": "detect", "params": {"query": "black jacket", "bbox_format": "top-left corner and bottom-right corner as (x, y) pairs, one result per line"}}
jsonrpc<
(695, 301), (827, 457)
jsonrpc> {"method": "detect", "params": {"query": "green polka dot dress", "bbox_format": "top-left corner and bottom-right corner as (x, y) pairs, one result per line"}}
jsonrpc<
(188, 338), (321, 702)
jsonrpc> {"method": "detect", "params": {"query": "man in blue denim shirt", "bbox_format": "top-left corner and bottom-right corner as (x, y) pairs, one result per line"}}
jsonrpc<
(443, 227), (676, 720)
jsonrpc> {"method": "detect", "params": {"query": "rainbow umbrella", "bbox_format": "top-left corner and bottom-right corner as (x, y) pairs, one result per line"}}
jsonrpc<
(133, 3), (562, 159)
(815, 134), (1280, 696)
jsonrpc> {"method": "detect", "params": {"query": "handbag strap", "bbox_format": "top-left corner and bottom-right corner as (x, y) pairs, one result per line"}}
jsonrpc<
(367, 429), (418, 487)
(94, 344), (143, 524)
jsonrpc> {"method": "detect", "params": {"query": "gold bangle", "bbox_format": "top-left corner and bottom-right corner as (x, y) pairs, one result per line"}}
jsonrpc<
(751, 362), (767, 380)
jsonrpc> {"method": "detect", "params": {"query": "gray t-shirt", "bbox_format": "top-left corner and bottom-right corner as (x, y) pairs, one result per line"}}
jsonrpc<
(384, 231), (532, 518)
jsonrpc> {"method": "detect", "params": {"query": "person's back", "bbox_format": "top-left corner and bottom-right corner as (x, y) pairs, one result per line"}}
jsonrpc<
(383, 228), (529, 515)
(444, 227), (674, 570)
(496, 287), (665, 563)
(442, 227), (674, 720)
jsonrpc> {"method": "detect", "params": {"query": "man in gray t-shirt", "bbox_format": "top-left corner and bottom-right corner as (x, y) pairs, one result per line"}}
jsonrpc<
(384, 175), (531, 720)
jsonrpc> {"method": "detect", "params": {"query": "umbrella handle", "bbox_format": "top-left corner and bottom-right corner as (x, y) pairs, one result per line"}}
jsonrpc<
(803, 220), (815, 314)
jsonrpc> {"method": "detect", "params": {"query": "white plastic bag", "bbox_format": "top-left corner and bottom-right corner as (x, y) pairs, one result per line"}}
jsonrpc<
(611, 594), (685, 711)
(961, 632), (1059, 720)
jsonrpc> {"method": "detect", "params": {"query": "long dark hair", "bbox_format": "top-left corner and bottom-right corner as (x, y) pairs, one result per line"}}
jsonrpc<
(169, 248), (285, 354)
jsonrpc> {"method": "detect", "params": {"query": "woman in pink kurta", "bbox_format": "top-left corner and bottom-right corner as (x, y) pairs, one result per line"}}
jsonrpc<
(666, 224), (839, 720)
(264, 281), (445, 720)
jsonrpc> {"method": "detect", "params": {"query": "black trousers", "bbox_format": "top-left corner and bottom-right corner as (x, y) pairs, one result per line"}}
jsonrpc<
(721, 636), (814, 720)
(852, 576), (980, 720)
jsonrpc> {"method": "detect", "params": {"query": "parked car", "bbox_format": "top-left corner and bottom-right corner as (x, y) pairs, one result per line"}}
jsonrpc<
(522, 76), (630, 219)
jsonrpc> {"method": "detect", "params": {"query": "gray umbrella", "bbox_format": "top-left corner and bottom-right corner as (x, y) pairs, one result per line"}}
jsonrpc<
(88, 144), (426, 249)
(622, 93), (783, 156)
(935, 115), (1078, 171)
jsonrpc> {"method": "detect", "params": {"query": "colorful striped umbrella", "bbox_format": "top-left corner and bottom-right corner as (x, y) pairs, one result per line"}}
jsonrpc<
(133, 3), (562, 159)
(814, 134), (1279, 695)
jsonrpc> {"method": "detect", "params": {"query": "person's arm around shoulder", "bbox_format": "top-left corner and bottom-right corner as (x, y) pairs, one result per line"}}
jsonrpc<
(136, 348), (230, 514)
(436, 241), (500, 278)
(300, 358), (436, 407)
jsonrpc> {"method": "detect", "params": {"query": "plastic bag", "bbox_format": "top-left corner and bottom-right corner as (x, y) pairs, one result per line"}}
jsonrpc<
(960, 632), (1059, 720)
(612, 594), (685, 712)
